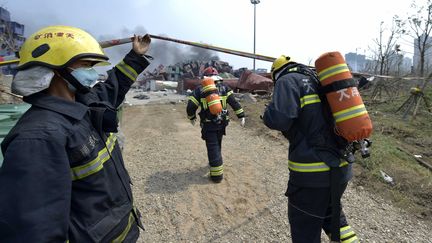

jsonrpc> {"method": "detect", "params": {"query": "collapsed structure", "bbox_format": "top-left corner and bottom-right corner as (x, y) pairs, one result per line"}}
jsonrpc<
(0, 7), (25, 75)
(136, 59), (273, 94)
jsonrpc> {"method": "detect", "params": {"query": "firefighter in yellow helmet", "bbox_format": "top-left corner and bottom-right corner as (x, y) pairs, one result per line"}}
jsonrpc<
(263, 55), (359, 242)
(0, 25), (151, 242)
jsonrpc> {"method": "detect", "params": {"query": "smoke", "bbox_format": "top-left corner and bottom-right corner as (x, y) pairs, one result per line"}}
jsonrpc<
(97, 26), (219, 72)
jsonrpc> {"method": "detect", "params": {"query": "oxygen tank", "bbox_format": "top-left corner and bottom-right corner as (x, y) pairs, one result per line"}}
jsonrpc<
(314, 51), (373, 142)
(201, 78), (222, 115)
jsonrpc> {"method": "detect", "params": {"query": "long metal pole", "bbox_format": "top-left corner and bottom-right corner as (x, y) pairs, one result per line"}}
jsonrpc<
(253, 3), (257, 72)
(0, 34), (276, 67)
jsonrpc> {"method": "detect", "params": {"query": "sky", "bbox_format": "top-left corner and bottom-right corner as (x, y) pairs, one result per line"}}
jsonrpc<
(2, 0), (422, 73)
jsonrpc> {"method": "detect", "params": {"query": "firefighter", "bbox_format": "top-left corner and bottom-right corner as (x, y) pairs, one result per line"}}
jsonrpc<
(262, 55), (359, 243)
(0, 26), (151, 242)
(186, 67), (245, 183)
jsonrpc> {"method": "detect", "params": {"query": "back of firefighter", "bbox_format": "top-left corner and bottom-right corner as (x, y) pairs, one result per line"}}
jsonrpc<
(0, 26), (151, 242)
(262, 55), (359, 243)
(186, 67), (245, 183)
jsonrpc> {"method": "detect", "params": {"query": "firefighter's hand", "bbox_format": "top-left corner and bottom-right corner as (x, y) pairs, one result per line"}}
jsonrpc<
(240, 117), (246, 127)
(133, 34), (151, 55)
(190, 118), (196, 126)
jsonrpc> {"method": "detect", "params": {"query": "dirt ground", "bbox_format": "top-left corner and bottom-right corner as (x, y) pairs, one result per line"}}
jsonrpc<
(121, 95), (432, 242)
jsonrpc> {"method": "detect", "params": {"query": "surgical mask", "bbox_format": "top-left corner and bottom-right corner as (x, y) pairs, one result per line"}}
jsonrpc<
(69, 67), (99, 87)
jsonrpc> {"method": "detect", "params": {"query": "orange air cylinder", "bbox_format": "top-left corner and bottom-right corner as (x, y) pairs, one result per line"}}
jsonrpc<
(201, 78), (222, 115)
(314, 51), (373, 142)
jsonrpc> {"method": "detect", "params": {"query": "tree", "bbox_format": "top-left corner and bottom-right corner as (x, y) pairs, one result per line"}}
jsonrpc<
(370, 18), (405, 76)
(404, 0), (432, 76)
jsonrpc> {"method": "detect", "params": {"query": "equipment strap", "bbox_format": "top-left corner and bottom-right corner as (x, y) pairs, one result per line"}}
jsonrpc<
(319, 78), (357, 94)
(330, 167), (342, 242)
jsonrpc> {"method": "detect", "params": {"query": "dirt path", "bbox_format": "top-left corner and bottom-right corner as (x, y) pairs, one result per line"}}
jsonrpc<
(122, 102), (432, 242)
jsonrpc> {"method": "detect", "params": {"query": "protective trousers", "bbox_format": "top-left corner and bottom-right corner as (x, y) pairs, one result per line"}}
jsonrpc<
(204, 129), (223, 167)
(286, 182), (358, 243)
(202, 128), (225, 180)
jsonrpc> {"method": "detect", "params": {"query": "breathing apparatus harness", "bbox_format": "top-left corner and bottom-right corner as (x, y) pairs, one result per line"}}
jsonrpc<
(278, 64), (372, 163)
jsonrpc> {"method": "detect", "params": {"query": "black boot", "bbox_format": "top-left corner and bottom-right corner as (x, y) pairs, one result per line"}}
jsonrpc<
(210, 174), (223, 183)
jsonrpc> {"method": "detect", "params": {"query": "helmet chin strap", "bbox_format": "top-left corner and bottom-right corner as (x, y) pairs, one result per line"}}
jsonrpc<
(57, 68), (90, 94)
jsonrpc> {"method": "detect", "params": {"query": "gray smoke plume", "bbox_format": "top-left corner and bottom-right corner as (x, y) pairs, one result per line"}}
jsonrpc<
(98, 26), (219, 71)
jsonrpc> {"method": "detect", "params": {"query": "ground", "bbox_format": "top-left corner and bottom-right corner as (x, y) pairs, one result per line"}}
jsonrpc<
(121, 90), (432, 243)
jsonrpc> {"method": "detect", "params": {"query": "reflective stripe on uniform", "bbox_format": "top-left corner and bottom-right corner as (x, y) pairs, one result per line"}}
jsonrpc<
(235, 108), (244, 115)
(210, 165), (223, 176)
(112, 212), (135, 243)
(333, 104), (367, 123)
(317, 63), (350, 81)
(188, 96), (199, 106)
(288, 160), (348, 172)
(227, 90), (233, 97)
(220, 95), (227, 108)
(71, 133), (117, 181)
(187, 114), (196, 119)
(116, 61), (138, 81)
(200, 98), (208, 109)
(300, 94), (321, 108)
(340, 225), (358, 243)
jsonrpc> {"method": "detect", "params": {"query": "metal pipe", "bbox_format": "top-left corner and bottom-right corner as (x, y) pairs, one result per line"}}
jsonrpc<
(253, 3), (257, 72)
(0, 34), (277, 67)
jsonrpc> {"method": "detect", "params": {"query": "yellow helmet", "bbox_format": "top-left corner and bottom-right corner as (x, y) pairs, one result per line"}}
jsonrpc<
(17, 25), (109, 70)
(271, 55), (293, 81)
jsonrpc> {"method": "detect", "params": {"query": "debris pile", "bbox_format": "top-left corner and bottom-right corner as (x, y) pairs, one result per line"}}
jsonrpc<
(136, 59), (272, 94)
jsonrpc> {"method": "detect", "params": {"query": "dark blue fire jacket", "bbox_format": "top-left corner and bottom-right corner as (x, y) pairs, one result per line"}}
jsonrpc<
(186, 82), (245, 132)
(0, 50), (148, 242)
(263, 63), (352, 188)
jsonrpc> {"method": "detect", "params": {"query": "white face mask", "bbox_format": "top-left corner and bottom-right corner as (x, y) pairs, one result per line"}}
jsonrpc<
(12, 66), (55, 96)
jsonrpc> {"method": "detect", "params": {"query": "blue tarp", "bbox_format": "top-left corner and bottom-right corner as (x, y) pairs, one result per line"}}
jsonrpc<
(0, 103), (30, 167)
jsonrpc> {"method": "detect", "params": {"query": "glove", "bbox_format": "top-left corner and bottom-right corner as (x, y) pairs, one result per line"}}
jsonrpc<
(190, 118), (196, 126)
(240, 117), (245, 127)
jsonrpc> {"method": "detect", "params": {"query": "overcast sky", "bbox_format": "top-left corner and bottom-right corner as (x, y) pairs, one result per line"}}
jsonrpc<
(3, 0), (420, 72)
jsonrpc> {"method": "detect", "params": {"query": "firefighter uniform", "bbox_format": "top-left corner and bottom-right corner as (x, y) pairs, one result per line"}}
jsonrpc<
(186, 81), (244, 182)
(0, 50), (148, 242)
(263, 61), (359, 243)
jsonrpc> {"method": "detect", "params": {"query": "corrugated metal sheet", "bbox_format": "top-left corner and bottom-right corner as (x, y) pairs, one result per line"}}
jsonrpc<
(237, 70), (273, 92)
(0, 103), (30, 166)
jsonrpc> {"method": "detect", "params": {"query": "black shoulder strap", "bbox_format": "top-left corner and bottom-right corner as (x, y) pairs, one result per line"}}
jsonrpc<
(319, 79), (357, 94)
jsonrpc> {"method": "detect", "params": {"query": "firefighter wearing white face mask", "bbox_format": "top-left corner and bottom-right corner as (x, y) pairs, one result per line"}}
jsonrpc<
(0, 25), (151, 242)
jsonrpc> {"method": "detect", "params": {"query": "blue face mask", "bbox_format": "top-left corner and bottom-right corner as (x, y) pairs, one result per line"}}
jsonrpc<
(69, 67), (99, 87)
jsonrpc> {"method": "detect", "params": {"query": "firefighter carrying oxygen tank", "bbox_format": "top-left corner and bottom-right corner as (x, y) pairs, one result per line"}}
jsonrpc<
(186, 66), (245, 183)
(262, 55), (360, 243)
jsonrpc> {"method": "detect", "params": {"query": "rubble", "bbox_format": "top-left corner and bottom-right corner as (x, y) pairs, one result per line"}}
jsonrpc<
(136, 59), (273, 95)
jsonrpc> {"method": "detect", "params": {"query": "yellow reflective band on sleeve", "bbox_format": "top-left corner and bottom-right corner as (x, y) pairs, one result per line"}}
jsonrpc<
(116, 61), (138, 81)
(288, 160), (348, 172)
(187, 115), (196, 119)
(333, 104), (368, 123)
(71, 133), (117, 181)
(210, 165), (223, 176)
(200, 98), (208, 110)
(227, 90), (233, 97)
(300, 94), (321, 108)
(235, 108), (244, 115)
(112, 212), (135, 243)
(188, 96), (199, 106)
(317, 63), (350, 81)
